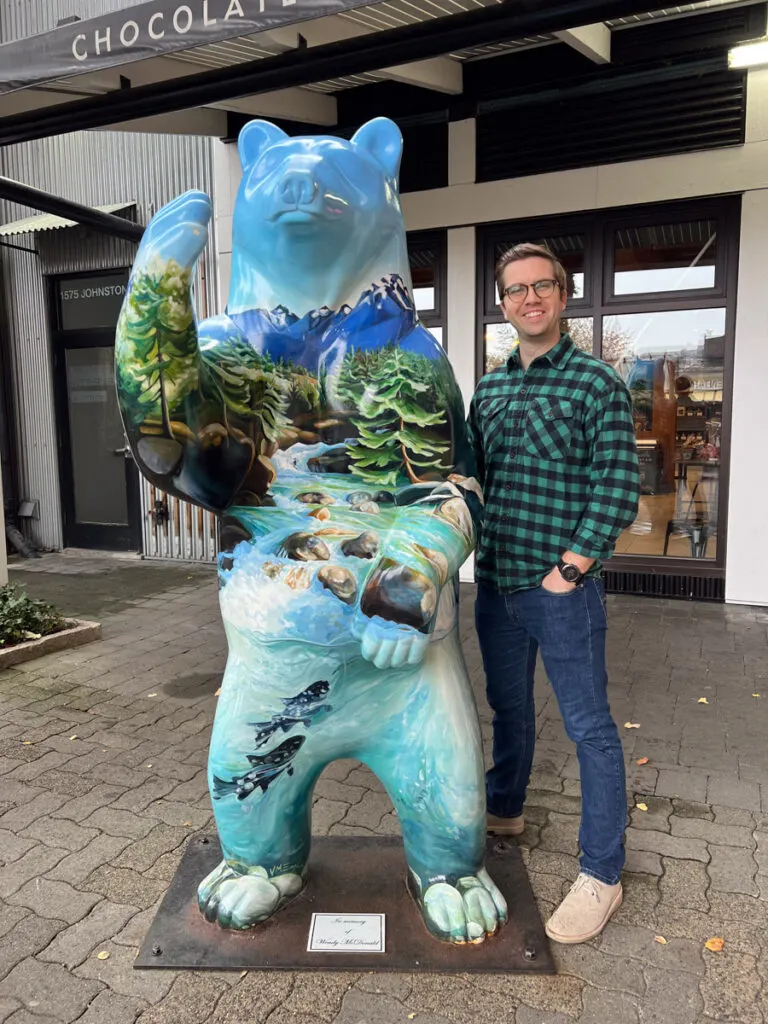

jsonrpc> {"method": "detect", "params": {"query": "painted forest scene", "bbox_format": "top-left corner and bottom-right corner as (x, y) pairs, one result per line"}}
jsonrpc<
(116, 260), (457, 505)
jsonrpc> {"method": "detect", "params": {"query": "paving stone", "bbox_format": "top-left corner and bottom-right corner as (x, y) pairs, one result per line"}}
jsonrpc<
(0, 907), (27, 944)
(74, 939), (176, 1003)
(537, 813), (580, 857)
(579, 987), (640, 1024)
(113, 972), (229, 1024)
(526, 850), (580, 881)
(515, 1008), (571, 1024)
(111, 824), (190, 874)
(82, 806), (160, 839)
(672, 799), (713, 821)
(0, 832), (35, 866)
(312, 777), (365, 805)
(21, 816), (99, 852)
(707, 845), (758, 895)
(138, 800), (209, 829)
(669, 815), (755, 848)
(108, 778), (179, 813)
(624, 828), (709, 862)
(700, 950), (762, 1024)
(281, 973), (354, 1020)
(207, 973), (294, 1024)
(0, 792), (67, 831)
(112, 907), (156, 948)
(354, 973), (413, 1002)
(4, 1011), (60, 1024)
(67, 989), (147, 1024)
(38, 900), (138, 969)
(6, 878), (100, 925)
(627, 795), (673, 832)
(0, 914), (64, 982)
(335, 990), (446, 1024)
(311, 798), (350, 835)
(639, 965), (704, 1024)
(340, 791), (393, 830)
(52, 784), (126, 823)
(599, 923), (705, 976)
(712, 805), (756, 828)
(0, 958), (104, 1023)
(146, 849), (184, 884)
(0, 846), (67, 898)
(658, 856), (710, 913)
(79, 865), (168, 909)
(0, 1001), (20, 1024)
(624, 850), (663, 876)
(553, 941), (644, 994)
(707, 776), (762, 812)
(45, 833), (131, 885)
(32, 770), (96, 798)
(410, 973), (584, 1022)
(613, 871), (661, 927)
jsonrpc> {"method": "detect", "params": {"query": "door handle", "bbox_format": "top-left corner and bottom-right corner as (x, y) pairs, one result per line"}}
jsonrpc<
(113, 446), (131, 457)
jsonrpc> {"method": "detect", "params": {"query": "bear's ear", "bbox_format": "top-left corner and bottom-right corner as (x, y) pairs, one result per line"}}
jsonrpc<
(351, 118), (403, 180)
(238, 120), (289, 171)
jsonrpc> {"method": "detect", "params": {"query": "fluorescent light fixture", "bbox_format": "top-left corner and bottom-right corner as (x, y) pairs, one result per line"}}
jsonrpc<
(728, 37), (768, 70)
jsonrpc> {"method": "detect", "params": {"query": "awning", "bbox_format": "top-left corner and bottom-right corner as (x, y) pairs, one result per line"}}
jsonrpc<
(0, 201), (136, 237)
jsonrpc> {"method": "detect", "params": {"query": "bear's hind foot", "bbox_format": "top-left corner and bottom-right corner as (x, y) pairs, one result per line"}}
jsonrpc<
(197, 859), (305, 930)
(411, 867), (507, 944)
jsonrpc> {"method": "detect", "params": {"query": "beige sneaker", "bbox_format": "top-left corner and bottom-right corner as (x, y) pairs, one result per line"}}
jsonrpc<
(545, 873), (622, 944)
(486, 812), (525, 836)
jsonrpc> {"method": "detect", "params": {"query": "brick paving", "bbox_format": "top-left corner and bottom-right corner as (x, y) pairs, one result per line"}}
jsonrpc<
(1, 550), (767, 1024)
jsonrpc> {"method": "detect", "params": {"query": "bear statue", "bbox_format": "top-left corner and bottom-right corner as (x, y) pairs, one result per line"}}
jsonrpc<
(115, 117), (507, 945)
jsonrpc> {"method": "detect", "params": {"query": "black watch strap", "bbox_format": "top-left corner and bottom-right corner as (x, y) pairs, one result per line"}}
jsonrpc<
(556, 558), (584, 584)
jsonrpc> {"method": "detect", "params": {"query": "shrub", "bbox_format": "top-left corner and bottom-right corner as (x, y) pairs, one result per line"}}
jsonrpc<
(0, 583), (66, 648)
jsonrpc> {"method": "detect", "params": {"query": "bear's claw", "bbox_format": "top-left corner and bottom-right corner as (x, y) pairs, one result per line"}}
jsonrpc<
(417, 867), (507, 944)
(197, 859), (304, 929)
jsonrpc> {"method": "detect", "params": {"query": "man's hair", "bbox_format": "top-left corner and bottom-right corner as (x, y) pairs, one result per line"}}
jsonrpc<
(495, 242), (568, 301)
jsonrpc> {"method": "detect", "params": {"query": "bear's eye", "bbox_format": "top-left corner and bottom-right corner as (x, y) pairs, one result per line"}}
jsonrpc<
(253, 152), (280, 179)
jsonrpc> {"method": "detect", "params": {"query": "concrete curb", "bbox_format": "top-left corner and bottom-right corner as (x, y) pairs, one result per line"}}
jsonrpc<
(0, 618), (101, 668)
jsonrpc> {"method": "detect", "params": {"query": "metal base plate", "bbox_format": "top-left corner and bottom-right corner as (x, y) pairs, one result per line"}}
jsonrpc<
(135, 835), (555, 974)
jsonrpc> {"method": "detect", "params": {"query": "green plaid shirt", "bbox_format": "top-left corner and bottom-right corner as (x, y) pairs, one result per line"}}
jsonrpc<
(467, 333), (640, 593)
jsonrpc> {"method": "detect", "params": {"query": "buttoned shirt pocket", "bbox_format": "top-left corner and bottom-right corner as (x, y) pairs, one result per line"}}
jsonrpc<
(478, 395), (511, 459)
(523, 398), (574, 461)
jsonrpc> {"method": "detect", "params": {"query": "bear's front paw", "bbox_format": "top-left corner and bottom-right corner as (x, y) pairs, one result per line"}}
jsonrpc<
(197, 859), (304, 930)
(417, 868), (507, 944)
(138, 190), (212, 270)
(356, 614), (429, 669)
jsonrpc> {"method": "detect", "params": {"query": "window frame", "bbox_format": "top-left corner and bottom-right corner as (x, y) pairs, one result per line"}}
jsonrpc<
(407, 228), (447, 347)
(475, 195), (741, 578)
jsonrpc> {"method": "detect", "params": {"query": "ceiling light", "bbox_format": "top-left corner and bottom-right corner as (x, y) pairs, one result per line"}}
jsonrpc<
(728, 38), (768, 70)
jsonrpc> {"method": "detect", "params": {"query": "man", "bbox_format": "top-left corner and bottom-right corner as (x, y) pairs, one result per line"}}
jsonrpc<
(467, 242), (640, 944)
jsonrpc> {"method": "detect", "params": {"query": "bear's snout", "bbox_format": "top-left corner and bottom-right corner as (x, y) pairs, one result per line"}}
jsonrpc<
(280, 170), (318, 208)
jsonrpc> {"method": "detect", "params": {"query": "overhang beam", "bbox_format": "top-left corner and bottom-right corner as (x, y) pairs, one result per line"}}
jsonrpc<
(554, 23), (611, 64)
(0, 175), (143, 241)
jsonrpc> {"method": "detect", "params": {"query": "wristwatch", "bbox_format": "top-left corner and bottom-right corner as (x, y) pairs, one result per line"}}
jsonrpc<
(556, 558), (584, 585)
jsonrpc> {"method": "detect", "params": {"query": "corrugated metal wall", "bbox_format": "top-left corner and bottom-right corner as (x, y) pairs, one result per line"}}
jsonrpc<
(0, 128), (217, 557)
(1, 0), (150, 43)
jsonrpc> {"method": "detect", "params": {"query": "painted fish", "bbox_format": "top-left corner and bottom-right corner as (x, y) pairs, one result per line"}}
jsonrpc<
(282, 680), (330, 714)
(212, 736), (305, 800)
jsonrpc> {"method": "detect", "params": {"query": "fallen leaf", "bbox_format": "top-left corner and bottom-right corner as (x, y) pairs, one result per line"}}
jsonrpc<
(240, 970), (247, 978)
(408, 1016), (416, 1021)
(96, 951), (110, 960)
(147, 693), (158, 698)
(69, 735), (78, 741)
(183, 821), (192, 826)
(636, 757), (649, 765)
(146, 764), (153, 768)
(704, 937), (725, 952)
(636, 802), (648, 812)
(20, 740), (33, 746)
(214, 688), (222, 696)
(697, 697), (709, 705)
(654, 935), (668, 944)
(752, 693), (761, 698)
(624, 722), (641, 729)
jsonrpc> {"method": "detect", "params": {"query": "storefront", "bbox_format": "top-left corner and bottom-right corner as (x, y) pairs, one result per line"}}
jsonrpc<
(2, 0), (768, 604)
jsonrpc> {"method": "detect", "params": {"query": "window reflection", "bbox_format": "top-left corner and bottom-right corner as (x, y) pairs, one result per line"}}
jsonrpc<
(484, 318), (593, 373)
(613, 220), (717, 295)
(606, 309), (725, 560)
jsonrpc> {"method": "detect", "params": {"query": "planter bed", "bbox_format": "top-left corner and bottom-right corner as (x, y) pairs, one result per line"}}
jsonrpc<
(0, 619), (101, 670)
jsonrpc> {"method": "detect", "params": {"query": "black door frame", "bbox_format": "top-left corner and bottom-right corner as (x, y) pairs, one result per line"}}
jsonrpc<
(49, 270), (142, 552)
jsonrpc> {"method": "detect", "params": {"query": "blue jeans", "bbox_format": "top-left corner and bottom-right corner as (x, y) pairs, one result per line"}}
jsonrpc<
(475, 578), (626, 885)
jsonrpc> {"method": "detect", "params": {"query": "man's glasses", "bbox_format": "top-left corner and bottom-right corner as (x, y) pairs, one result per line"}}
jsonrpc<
(501, 279), (560, 302)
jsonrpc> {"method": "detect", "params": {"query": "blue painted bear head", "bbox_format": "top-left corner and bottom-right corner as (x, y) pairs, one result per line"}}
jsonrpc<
(229, 117), (410, 316)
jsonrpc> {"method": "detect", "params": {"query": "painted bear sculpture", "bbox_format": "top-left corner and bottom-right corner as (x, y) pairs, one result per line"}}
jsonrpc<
(115, 117), (507, 944)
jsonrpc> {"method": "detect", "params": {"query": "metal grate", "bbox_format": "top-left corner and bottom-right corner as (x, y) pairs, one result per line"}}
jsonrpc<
(604, 569), (725, 601)
(477, 67), (747, 182)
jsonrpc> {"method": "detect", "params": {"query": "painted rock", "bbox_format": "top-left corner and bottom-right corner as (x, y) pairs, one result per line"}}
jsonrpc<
(341, 531), (380, 559)
(354, 501), (380, 515)
(280, 533), (331, 561)
(346, 490), (372, 504)
(413, 544), (449, 586)
(361, 558), (437, 630)
(296, 491), (335, 505)
(318, 566), (358, 605)
(438, 498), (474, 539)
(372, 490), (395, 504)
(309, 507), (331, 521)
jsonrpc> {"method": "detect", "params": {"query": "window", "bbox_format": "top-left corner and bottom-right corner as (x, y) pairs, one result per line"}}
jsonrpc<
(408, 230), (446, 347)
(477, 197), (739, 575)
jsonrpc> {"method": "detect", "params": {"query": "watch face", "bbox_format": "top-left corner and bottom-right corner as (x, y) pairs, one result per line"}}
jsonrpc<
(560, 563), (582, 583)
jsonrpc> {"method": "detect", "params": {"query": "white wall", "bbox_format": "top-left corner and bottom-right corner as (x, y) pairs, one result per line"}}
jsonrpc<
(0, 469), (7, 587)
